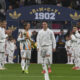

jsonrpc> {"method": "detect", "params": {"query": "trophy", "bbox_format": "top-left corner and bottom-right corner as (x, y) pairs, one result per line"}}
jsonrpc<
(23, 32), (36, 49)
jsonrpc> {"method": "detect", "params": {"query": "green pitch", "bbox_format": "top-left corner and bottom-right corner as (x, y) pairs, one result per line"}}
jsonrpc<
(0, 64), (80, 80)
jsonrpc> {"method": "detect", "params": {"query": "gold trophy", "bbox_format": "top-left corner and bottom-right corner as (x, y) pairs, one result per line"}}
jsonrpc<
(23, 32), (36, 49)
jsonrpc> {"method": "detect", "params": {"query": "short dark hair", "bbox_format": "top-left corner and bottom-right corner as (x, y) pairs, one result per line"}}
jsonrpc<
(23, 22), (30, 28)
(8, 36), (14, 41)
(24, 22), (30, 26)
(42, 21), (48, 24)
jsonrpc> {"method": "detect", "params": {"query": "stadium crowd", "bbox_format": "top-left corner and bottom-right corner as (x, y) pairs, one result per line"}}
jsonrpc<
(5, 0), (80, 10)
(0, 0), (80, 17)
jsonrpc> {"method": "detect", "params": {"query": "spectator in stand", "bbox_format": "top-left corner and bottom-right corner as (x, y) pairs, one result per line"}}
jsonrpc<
(56, 29), (66, 43)
(31, 31), (37, 42)
(8, 5), (13, 10)
(57, 2), (62, 7)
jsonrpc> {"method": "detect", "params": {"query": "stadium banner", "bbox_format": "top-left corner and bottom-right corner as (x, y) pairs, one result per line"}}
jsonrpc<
(7, 5), (80, 21)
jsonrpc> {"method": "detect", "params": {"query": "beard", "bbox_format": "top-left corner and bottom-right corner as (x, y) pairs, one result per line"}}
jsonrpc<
(73, 32), (75, 34)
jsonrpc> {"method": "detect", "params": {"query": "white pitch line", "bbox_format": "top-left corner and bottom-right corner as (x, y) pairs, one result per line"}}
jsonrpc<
(0, 76), (43, 78)
(43, 64), (50, 80)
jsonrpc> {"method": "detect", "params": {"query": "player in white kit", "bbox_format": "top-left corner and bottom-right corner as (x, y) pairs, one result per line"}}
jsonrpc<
(5, 37), (16, 64)
(71, 26), (80, 70)
(37, 22), (56, 74)
(18, 23), (32, 74)
(73, 27), (80, 70)
(65, 35), (74, 64)
(0, 20), (12, 70)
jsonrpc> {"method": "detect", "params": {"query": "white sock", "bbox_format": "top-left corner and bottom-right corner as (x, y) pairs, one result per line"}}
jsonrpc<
(0, 53), (4, 68)
(47, 57), (51, 68)
(42, 58), (46, 70)
(2, 56), (5, 68)
(21, 59), (25, 71)
(4, 55), (7, 63)
(67, 56), (69, 63)
(71, 56), (74, 64)
(0, 59), (2, 68)
(75, 58), (78, 67)
(26, 59), (30, 70)
(69, 56), (71, 63)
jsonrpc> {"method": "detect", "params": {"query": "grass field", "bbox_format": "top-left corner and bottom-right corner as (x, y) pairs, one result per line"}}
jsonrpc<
(0, 64), (80, 80)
